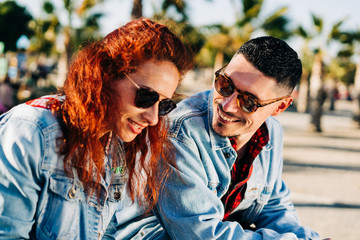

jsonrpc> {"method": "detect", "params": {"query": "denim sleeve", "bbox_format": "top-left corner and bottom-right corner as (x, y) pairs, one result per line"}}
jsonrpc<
(156, 133), (305, 240)
(0, 116), (45, 239)
(252, 161), (320, 240)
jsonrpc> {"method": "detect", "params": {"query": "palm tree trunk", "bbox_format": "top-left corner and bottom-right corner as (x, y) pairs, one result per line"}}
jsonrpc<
(63, 0), (73, 71)
(327, 78), (338, 111)
(296, 72), (309, 113)
(131, 0), (143, 19)
(56, 53), (67, 87)
(214, 51), (224, 73)
(309, 54), (325, 132)
(353, 61), (360, 127)
(64, 26), (72, 68)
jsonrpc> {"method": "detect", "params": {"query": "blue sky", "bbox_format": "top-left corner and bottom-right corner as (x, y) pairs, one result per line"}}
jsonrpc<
(4, 0), (360, 54)
(10, 0), (360, 32)
(95, 0), (360, 35)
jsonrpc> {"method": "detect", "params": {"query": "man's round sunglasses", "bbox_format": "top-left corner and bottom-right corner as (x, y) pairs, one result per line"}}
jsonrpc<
(214, 64), (290, 113)
(124, 73), (177, 117)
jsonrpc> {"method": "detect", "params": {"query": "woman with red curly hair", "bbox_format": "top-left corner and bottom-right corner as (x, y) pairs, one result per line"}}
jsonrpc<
(0, 18), (193, 239)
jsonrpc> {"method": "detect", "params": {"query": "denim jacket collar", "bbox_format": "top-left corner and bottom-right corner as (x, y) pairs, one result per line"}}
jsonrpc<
(208, 89), (234, 151)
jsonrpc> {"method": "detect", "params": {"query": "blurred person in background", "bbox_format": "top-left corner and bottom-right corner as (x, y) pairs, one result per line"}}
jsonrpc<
(0, 17), (193, 239)
(0, 75), (15, 114)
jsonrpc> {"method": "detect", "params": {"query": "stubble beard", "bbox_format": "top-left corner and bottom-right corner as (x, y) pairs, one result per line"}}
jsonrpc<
(212, 101), (247, 138)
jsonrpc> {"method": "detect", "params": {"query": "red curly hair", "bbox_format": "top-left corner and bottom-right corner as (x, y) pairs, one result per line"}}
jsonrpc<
(56, 18), (193, 209)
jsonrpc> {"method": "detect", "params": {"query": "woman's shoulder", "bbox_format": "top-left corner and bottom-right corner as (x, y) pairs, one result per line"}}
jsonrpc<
(0, 96), (65, 173)
(1, 95), (62, 132)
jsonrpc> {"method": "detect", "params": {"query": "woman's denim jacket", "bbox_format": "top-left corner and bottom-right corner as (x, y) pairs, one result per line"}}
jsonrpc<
(153, 90), (320, 240)
(0, 98), (129, 239)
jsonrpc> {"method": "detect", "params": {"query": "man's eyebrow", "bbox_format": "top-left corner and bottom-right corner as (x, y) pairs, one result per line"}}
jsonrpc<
(243, 91), (260, 101)
(224, 72), (261, 101)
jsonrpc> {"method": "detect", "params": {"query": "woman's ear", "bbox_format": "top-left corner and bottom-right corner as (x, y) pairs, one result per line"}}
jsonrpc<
(271, 97), (293, 116)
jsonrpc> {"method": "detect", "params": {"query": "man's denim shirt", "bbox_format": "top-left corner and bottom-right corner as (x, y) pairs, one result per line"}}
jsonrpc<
(154, 90), (320, 240)
(0, 99), (129, 239)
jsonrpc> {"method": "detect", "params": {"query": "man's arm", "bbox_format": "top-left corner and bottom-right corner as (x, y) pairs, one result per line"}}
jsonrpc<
(248, 118), (320, 240)
(156, 132), (307, 240)
(253, 178), (320, 239)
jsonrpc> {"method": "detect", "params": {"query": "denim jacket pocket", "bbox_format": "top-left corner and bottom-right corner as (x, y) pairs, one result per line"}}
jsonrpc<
(237, 184), (261, 209)
(108, 172), (128, 202)
(38, 174), (84, 239)
(257, 186), (273, 205)
(208, 180), (220, 195)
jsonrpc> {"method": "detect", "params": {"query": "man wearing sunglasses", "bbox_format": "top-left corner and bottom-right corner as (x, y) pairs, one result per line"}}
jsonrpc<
(151, 36), (324, 240)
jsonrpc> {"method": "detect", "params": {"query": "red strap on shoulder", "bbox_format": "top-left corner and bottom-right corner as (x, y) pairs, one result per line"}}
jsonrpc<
(26, 97), (60, 109)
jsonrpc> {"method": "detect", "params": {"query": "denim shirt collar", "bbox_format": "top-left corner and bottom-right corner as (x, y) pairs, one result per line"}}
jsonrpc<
(207, 89), (233, 151)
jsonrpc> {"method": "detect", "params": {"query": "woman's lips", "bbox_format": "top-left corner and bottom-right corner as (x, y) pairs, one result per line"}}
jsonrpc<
(129, 119), (146, 134)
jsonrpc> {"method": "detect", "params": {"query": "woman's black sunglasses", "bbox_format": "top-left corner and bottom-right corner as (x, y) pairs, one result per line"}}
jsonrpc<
(125, 73), (177, 117)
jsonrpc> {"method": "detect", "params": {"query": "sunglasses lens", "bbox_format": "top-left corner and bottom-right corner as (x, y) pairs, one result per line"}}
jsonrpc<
(215, 75), (234, 97)
(158, 99), (177, 116)
(135, 88), (159, 108)
(134, 87), (176, 116)
(214, 67), (261, 114)
(238, 93), (258, 113)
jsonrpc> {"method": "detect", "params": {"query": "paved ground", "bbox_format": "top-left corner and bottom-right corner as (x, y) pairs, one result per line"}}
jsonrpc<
(275, 100), (360, 240)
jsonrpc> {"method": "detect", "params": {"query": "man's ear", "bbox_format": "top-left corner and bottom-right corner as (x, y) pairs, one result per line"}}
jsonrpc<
(271, 97), (293, 116)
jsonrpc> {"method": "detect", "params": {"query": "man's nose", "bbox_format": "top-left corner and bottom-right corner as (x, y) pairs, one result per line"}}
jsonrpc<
(221, 93), (239, 113)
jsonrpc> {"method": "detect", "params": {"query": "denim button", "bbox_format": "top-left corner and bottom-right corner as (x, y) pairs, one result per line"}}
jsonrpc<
(224, 153), (230, 158)
(114, 190), (121, 200)
(68, 188), (76, 199)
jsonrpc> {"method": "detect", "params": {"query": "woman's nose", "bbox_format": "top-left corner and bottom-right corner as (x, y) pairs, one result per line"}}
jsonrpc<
(142, 103), (159, 126)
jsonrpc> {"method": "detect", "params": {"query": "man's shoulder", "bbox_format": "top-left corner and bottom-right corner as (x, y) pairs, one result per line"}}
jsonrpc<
(167, 90), (211, 136)
(266, 116), (281, 127)
(265, 116), (284, 140)
(170, 90), (210, 121)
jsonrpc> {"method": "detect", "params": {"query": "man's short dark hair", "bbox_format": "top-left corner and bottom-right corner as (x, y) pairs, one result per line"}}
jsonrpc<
(236, 36), (302, 92)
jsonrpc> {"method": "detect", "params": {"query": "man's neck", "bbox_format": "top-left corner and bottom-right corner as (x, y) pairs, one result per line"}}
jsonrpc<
(233, 132), (254, 151)
(233, 130), (259, 159)
(236, 142), (249, 160)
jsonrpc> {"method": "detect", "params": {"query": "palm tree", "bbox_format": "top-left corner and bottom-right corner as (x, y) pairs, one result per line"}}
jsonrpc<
(152, 0), (206, 58)
(161, 0), (188, 22)
(0, 1), (33, 52)
(293, 26), (314, 113)
(197, 0), (291, 70)
(29, 1), (60, 55)
(295, 14), (346, 132)
(335, 30), (360, 127)
(30, 0), (104, 86)
(353, 59), (360, 126)
(344, 31), (360, 127)
(196, 24), (240, 69)
(308, 50), (326, 132)
(61, 0), (104, 79)
(324, 33), (356, 112)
